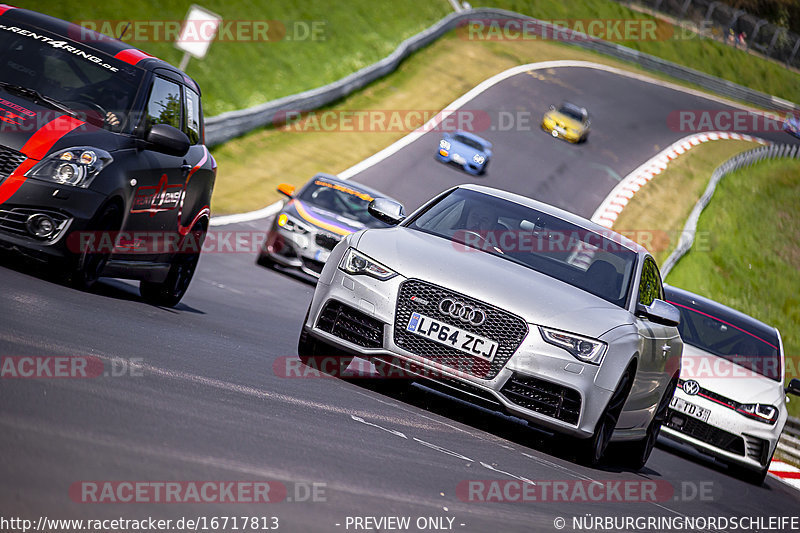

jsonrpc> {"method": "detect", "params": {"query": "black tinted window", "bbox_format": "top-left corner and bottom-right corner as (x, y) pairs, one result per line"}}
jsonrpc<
(185, 87), (201, 144)
(146, 77), (182, 130)
(638, 258), (662, 306)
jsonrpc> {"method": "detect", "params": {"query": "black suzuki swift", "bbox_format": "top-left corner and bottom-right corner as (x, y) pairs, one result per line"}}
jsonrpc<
(0, 6), (216, 306)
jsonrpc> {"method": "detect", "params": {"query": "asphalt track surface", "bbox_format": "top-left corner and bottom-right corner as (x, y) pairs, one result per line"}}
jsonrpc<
(2, 66), (800, 532)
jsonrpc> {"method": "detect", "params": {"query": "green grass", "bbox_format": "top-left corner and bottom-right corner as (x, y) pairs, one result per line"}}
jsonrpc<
(23, 0), (800, 118)
(21, 0), (450, 115)
(665, 158), (800, 416)
(612, 140), (762, 265)
(480, 0), (800, 106)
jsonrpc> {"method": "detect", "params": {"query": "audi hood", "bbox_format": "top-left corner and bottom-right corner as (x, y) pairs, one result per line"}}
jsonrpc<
(352, 226), (634, 339)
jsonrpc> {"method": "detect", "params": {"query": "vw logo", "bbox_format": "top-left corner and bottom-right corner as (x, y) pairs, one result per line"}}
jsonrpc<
(438, 298), (486, 326)
(683, 380), (700, 396)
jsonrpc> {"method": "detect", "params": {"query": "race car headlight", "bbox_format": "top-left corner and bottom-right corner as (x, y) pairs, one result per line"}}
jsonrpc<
(539, 326), (606, 365)
(736, 403), (778, 424)
(439, 139), (451, 151)
(473, 154), (486, 165)
(339, 248), (397, 281)
(27, 147), (112, 188)
(277, 213), (310, 234)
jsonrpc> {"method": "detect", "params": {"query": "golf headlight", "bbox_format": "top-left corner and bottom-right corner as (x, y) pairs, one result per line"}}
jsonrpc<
(540, 326), (606, 364)
(277, 213), (310, 234)
(473, 154), (485, 165)
(27, 148), (112, 188)
(339, 248), (396, 280)
(439, 139), (451, 150)
(736, 403), (778, 424)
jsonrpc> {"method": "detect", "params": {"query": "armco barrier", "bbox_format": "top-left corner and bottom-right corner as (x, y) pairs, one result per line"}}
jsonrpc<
(779, 417), (800, 464)
(204, 8), (799, 147)
(661, 143), (800, 276)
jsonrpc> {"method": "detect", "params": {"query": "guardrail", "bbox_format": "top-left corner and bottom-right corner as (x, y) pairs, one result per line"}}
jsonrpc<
(204, 7), (799, 147)
(779, 416), (800, 464)
(661, 143), (800, 277)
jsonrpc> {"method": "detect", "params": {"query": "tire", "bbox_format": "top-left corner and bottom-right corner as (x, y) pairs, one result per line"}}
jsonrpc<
(256, 252), (275, 269)
(576, 366), (635, 467)
(614, 376), (678, 471)
(297, 305), (353, 377)
(71, 203), (121, 290)
(139, 225), (204, 307)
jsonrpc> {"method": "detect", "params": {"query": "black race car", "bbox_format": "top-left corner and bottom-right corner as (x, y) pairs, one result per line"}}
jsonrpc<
(0, 6), (216, 306)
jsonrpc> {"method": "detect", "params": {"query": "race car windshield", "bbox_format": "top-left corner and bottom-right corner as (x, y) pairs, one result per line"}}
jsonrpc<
(406, 188), (638, 308)
(0, 25), (143, 131)
(559, 105), (586, 122)
(452, 134), (485, 151)
(297, 180), (381, 226)
(666, 291), (781, 381)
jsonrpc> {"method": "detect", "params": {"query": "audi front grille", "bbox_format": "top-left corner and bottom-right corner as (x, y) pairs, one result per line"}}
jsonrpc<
(393, 279), (528, 380)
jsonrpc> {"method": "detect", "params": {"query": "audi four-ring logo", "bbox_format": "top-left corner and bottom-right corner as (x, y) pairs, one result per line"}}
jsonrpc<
(438, 298), (487, 326)
(682, 380), (700, 396)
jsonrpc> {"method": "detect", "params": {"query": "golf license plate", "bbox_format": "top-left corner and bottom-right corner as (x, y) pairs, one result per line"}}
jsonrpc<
(670, 397), (711, 422)
(406, 312), (498, 361)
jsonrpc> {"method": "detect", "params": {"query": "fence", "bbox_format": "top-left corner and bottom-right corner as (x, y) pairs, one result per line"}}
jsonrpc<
(661, 143), (800, 277)
(779, 417), (800, 464)
(204, 7), (799, 147)
(617, 0), (800, 69)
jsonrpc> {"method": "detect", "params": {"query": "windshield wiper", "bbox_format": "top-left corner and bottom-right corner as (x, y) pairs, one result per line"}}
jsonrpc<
(0, 81), (79, 118)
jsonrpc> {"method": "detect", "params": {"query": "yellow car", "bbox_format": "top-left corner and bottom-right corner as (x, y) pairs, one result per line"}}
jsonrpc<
(542, 102), (590, 143)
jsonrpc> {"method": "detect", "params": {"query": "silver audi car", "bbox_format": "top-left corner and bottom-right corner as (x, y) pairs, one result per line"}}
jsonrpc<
(299, 185), (683, 468)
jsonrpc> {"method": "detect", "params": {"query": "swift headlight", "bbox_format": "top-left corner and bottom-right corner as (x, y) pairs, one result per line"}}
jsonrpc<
(539, 326), (606, 364)
(27, 147), (112, 188)
(473, 154), (486, 165)
(736, 403), (778, 424)
(439, 139), (451, 151)
(339, 248), (397, 281)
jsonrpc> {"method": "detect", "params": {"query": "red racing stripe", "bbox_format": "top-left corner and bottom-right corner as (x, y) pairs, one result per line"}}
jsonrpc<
(0, 115), (86, 205)
(0, 4), (15, 16)
(114, 49), (152, 66)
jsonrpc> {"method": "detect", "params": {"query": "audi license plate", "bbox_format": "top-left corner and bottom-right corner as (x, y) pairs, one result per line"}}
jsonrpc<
(670, 397), (710, 422)
(406, 312), (498, 361)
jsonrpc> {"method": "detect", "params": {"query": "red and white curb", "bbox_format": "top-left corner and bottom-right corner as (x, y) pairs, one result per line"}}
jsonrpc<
(769, 459), (800, 490)
(590, 132), (769, 229)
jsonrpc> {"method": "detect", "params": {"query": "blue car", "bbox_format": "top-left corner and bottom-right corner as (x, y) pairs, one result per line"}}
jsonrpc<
(784, 114), (800, 139)
(436, 130), (492, 175)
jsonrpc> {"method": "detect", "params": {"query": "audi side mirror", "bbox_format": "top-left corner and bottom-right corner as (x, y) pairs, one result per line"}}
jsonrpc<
(636, 299), (680, 327)
(786, 378), (800, 396)
(147, 123), (190, 156)
(368, 197), (406, 226)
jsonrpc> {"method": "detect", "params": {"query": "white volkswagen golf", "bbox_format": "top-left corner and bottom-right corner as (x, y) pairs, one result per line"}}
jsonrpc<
(662, 285), (800, 484)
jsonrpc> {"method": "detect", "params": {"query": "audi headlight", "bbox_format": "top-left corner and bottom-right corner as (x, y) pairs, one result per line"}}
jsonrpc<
(539, 326), (606, 365)
(473, 154), (485, 165)
(736, 403), (778, 424)
(339, 248), (396, 281)
(27, 147), (112, 188)
(277, 213), (310, 234)
(439, 139), (451, 150)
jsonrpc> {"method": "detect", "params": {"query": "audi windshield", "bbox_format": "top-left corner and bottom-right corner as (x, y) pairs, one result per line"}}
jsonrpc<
(297, 179), (382, 227)
(405, 188), (638, 308)
(0, 22), (143, 131)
